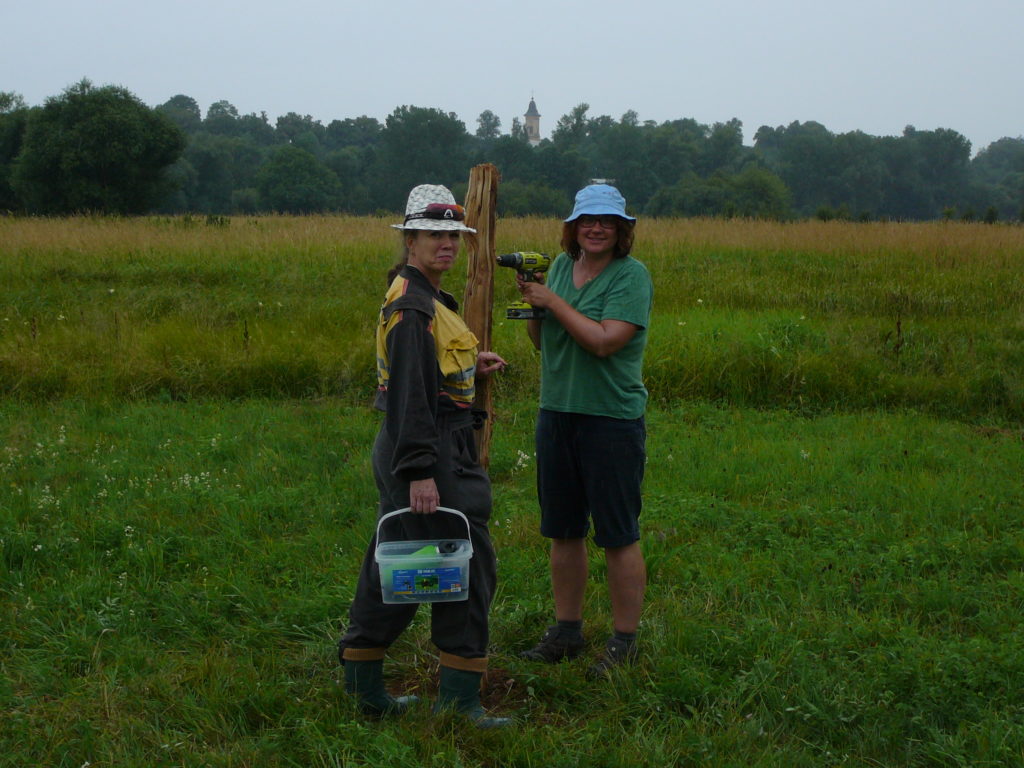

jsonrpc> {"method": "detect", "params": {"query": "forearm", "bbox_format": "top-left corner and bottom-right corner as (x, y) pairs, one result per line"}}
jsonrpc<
(545, 295), (627, 358)
(526, 318), (542, 350)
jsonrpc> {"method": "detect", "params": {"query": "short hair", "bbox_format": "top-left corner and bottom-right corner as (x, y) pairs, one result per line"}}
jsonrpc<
(560, 218), (636, 261)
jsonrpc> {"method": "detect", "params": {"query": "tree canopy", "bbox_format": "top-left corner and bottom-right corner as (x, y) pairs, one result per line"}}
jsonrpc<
(0, 84), (1021, 221)
(9, 80), (185, 214)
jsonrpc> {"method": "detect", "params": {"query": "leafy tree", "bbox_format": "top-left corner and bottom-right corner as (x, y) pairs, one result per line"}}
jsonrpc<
(551, 103), (590, 150)
(833, 130), (887, 217)
(178, 133), (238, 213)
(231, 187), (260, 214)
(12, 80), (185, 214)
(496, 179), (570, 216)
(0, 92), (30, 210)
(647, 119), (705, 187)
(235, 112), (277, 146)
(646, 173), (730, 217)
(475, 110), (501, 140)
(157, 95), (202, 134)
(276, 112), (326, 157)
(256, 145), (341, 213)
(973, 137), (1024, 179)
(372, 106), (471, 210)
(644, 166), (789, 220)
(755, 121), (840, 215)
(592, 111), (659, 208)
(970, 137), (1024, 219)
(477, 134), (536, 183)
(325, 116), (382, 150)
(1, 92), (27, 113)
(877, 129), (935, 219)
(533, 145), (589, 197)
(325, 146), (374, 212)
(699, 118), (745, 175)
(509, 117), (527, 142)
(729, 166), (791, 219)
(204, 100), (241, 136)
(911, 127), (971, 212)
(155, 156), (196, 212)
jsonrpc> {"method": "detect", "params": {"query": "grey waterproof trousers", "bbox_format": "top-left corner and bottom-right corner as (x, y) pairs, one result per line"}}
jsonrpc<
(339, 412), (497, 660)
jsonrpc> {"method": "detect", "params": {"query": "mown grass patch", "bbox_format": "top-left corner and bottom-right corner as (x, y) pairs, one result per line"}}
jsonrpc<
(5, 398), (1020, 765)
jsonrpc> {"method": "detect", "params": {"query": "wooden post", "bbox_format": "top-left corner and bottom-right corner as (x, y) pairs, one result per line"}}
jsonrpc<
(462, 163), (500, 467)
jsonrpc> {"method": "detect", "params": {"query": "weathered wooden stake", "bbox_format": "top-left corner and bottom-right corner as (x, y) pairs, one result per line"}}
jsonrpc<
(462, 163), (500, 467)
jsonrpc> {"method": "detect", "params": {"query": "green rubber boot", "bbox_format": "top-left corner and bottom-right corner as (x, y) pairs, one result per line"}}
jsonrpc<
(433, 666), (512, 729)
(343, 659), (418, 716)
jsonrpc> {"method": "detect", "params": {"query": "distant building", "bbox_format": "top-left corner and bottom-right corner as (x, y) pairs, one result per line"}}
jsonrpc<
(524, 97), (541, 146)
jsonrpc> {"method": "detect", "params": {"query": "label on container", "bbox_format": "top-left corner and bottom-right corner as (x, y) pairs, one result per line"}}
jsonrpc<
(391, 566), (464, 595)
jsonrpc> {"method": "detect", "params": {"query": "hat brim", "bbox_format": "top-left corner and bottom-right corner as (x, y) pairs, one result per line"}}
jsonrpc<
(565, 209), (636, 223)
(391, 220), (477, 233)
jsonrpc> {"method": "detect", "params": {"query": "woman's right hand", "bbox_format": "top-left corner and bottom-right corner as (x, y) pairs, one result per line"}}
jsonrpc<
(409, 477), (440, 514)
(517, 273), (555, 310)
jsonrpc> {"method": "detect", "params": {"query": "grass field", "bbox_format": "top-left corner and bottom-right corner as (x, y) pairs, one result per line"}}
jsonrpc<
(2, 215), (1023, 766)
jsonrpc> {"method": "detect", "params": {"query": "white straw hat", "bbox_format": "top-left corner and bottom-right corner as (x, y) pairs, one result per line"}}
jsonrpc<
(391, 184), (477, 232)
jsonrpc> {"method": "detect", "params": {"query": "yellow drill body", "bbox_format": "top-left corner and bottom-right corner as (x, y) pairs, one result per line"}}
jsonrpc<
(496, 251), (552, 320)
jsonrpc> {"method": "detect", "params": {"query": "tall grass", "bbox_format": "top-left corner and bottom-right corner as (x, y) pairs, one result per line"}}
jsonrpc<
(2, 215), (1022, 420)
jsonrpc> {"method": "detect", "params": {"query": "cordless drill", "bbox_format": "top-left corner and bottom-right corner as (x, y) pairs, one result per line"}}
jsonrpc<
(496, 251), (551, 319)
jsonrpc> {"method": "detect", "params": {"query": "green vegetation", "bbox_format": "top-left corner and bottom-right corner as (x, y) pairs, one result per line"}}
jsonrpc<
(3, 86), (1024, 220)
(2, 216), (1023, 765)
(8, 81), (185, 215)
(2, 216), (1021, 421)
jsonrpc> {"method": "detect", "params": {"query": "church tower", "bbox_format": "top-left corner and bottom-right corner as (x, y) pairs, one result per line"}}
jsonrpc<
(524, 97), (541, 146)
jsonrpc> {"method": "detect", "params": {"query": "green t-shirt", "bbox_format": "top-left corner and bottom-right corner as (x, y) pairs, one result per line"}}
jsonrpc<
(539, 253), (653, 419)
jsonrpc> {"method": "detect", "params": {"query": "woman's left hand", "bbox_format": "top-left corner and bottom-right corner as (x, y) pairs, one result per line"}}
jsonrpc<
(475, 350), (507, 377)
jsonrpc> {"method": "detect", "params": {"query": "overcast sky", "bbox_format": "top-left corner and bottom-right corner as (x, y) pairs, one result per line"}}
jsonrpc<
(4, 0), (1021, 155)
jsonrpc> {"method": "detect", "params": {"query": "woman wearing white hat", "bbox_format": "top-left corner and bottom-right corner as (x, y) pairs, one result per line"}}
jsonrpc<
(514, 184), (653, 678)
(339, 184), (509, 728)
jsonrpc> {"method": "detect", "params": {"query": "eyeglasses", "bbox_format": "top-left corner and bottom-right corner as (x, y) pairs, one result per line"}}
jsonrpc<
(405, 203), (466, 223)
(576, 215), (620, 229)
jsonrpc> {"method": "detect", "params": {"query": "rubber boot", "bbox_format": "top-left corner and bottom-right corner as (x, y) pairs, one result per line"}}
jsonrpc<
(433, 666), (511, 729)
(343, 659), (418, 716)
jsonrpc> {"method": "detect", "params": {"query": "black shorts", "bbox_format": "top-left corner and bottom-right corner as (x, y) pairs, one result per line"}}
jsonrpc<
(535, 409), (646, 548)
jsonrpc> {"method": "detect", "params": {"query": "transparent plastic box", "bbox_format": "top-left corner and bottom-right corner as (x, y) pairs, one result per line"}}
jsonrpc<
(374, 507), (473, 604)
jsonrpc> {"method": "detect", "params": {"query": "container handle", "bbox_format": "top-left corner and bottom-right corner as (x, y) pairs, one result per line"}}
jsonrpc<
(375, 506), (472, 547)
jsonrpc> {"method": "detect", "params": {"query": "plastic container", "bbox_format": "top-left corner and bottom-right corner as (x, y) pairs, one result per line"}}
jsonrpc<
(375, 507), (473, 604)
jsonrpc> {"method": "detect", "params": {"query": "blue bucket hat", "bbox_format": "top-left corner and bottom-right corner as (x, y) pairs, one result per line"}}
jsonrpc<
(564, 184), (636, 223)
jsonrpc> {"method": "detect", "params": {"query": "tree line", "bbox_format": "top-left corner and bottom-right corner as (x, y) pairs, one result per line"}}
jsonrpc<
(1, 80), (1022, 221)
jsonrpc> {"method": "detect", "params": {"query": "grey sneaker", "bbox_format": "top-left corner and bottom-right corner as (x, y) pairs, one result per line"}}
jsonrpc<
(520, 625), (585, 663)
(588, 636), (638, 678)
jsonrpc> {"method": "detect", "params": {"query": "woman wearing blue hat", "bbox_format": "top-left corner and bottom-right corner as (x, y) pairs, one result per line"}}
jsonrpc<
(514, 184), (653, 677)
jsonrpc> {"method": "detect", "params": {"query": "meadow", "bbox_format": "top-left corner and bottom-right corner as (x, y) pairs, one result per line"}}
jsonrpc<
(1, 214), (1023, 767)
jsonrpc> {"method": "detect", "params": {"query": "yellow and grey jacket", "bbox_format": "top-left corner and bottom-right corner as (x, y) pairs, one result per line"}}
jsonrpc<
(374, 265), (479, 481)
